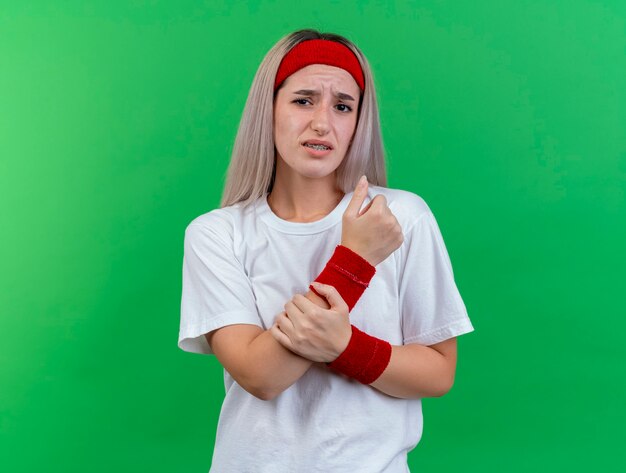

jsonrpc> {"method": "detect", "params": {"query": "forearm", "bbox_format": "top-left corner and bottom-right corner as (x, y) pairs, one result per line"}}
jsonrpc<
(242, 245), (375, 399)
(368, 343), (455, 399)
(245, 289), (330, 400)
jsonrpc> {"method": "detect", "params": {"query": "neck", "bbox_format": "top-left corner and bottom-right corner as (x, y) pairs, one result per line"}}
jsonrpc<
(268, 166), (344, 223)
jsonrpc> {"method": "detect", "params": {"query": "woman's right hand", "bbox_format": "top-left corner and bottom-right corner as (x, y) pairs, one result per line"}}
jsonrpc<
(340, 176), (404, 267)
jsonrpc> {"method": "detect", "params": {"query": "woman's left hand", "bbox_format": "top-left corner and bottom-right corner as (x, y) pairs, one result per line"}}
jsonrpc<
(270, 282), (352, 363)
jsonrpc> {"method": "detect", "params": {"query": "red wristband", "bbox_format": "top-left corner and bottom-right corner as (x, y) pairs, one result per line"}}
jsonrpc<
(309, 245), (376, 311)
(328, 324), (392, 384)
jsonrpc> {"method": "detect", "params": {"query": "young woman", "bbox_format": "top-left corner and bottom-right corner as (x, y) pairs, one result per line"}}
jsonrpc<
(179, 29), (474, 472)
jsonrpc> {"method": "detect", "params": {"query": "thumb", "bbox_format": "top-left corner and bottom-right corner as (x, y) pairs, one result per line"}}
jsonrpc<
(344, 175), (369, 218)
(311, 282), (349, 313)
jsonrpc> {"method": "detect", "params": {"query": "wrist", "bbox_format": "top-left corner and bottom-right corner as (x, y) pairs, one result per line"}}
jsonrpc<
(327, 325), (392, 384)
(339, 242), (375, 267)
(311, 245), (376, 311)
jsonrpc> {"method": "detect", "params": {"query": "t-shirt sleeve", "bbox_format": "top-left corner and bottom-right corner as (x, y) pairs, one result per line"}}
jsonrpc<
(178, 216), (263, 355)
(398, 210), (474, 346)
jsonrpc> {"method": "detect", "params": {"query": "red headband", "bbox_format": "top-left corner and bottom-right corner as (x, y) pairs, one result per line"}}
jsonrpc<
(274, 39), (365, 92)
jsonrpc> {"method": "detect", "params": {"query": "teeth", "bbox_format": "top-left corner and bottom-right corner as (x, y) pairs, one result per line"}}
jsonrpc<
(305, 143), (330, 150)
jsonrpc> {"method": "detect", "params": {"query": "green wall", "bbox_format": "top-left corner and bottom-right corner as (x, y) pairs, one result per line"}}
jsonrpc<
(1, 1), (624, 471)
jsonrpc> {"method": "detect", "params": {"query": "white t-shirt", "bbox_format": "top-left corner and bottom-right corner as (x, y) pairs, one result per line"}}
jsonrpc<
(178, 185), (474, 473)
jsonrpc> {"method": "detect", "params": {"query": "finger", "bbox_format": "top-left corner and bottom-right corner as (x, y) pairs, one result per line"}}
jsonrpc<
(368, 194), (387, 211)
(277, 309), (297, 333)
(344, 175), (369, 218)
(309, 282), (349, 314)
(358, 198), (373, 216)
(291, 293), (318, 313)
(271, 322), (294, 350)
(283, 301), (303, 330)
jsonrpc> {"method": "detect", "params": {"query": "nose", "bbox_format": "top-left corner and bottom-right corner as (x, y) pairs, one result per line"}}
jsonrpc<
(310, 102), (331, 135)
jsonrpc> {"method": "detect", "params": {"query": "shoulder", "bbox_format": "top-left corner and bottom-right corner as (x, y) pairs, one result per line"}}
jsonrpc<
(187, 207), (233, 232)
(184, 197), (264, 260)
(184, 203), (245, 247)
(367, 185), (432, 232)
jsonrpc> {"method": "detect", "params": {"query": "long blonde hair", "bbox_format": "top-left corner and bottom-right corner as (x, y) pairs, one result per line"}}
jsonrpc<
(220, 29), (387, 208)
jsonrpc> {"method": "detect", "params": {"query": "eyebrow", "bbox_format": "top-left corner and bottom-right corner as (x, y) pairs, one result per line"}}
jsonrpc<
(291, 89), (356, 102)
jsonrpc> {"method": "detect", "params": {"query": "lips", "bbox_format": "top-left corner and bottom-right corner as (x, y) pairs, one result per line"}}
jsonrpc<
(302, 139), (333, 149)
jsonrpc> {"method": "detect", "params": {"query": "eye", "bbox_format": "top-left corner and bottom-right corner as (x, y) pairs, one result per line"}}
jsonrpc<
(293, 98), (311, 105)
(336, 103), (353, 113)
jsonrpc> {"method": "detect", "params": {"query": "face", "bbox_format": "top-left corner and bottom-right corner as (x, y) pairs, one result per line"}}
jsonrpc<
(273, 63), (361, 182)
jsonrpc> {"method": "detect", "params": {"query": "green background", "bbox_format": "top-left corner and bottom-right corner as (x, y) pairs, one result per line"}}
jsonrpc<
(1, 1), (624, 471)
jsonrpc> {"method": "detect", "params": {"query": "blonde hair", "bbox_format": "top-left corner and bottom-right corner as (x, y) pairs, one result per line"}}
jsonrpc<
(220, 29), (387, 208)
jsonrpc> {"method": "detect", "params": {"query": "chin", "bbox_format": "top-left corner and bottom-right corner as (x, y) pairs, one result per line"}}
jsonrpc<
(278, 152), (343, 181)
(300, 163), (341, 179)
